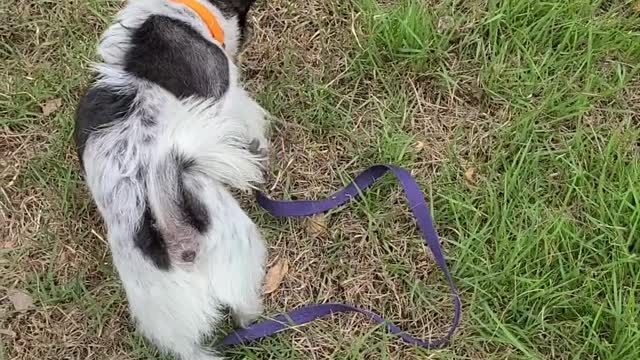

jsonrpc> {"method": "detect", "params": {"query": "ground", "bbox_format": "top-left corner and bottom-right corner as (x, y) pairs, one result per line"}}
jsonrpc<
(1, 0), (639, 359)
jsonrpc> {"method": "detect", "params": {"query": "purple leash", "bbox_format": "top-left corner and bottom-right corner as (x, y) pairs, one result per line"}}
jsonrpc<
(221, 164), (461, 348)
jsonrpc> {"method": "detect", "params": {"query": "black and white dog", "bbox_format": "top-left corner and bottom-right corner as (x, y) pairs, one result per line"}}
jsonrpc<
(74, 1), (268, 359)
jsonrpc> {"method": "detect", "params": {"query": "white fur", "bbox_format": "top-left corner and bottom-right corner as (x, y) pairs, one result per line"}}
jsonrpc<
(81, 1), (268, 359)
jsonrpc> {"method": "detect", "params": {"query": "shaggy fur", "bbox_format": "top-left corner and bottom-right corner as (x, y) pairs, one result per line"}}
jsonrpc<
(74, 1), (267, 359)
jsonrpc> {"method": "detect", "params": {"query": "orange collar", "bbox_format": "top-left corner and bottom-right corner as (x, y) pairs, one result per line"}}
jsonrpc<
(171, 0), (225, 46)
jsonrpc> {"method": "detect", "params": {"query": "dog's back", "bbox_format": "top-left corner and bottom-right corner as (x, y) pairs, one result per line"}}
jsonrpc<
(74, 1), (266, 359)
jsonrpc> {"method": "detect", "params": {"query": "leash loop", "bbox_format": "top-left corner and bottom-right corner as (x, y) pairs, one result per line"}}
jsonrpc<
(222, 165), (461, 348)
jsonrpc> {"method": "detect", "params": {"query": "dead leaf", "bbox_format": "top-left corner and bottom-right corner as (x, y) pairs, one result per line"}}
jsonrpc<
(41, 98), (62, 116)
(263, 259), (289, 294)
(464, 167), (476, 183)
(7, 289), (34, 311)
(306, 214), (327, 238)
(437, 16), (455, 33)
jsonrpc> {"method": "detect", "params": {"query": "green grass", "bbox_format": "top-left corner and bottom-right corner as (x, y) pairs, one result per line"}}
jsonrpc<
(2, 0), (639, 359)
(350, 0), (640, 358)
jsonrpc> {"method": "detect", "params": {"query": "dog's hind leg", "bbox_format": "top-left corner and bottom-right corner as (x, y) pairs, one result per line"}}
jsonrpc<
(231, 294), (263, 328)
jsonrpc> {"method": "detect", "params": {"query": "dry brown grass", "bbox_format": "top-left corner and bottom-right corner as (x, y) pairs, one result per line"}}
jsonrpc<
(0, 124), (127, 359)
(235, 2), (469, 358)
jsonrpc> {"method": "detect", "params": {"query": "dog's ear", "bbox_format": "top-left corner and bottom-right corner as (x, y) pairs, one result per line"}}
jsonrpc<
(207, 0), (257, 26)
(227, 0), (257, 14)
(208, 0), (257, 15)
(207, 0), (258, 51)
(227, 0), (257, 28)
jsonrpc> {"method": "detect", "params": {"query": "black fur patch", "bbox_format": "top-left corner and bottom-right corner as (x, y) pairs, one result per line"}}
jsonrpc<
(124, 15), (229, 100)
(175, 153), (210, 233)
(74, 85), (137, 168)
(206, 0), (256, 45)
(135, 205), (172, 270)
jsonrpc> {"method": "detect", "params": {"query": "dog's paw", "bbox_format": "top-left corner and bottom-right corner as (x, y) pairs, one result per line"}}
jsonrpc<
(235, 313), (257, 328)
(233, 303), (263, 328)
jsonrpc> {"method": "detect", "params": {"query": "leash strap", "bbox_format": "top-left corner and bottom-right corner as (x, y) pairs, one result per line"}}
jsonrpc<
(221, 165), (461, 348)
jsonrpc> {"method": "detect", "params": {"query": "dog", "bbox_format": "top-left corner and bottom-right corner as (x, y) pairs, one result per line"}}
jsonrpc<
(74, 1), (268, 359)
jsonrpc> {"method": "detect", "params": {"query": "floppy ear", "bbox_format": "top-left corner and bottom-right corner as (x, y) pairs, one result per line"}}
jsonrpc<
(228, 0), (257, 14)
(228, 0), (257, 28)
(207, 0), (257, 26)
(208, 0), (257, 14)
(207, 0), (258, 50)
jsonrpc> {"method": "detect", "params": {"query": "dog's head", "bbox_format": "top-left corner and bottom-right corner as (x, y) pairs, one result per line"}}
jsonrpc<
(206, 0), (257, 55)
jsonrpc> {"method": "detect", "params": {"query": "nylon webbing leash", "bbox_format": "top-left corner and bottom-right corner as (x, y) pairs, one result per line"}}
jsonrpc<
(221, 164), (461, 348)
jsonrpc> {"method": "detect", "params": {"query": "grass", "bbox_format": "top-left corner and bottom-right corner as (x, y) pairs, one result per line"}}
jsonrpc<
(1, 0), (639, 359)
